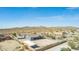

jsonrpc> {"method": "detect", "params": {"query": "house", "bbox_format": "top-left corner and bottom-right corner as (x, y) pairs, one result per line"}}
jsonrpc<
(26, 35), (44, 41)
(53, 31), (63, 39)
(0, 34), (12, 42)
(23, 40), (39, 49)
(16, 33), (26, 39)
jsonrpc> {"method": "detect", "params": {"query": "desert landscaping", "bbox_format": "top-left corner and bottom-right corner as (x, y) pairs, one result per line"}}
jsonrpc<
(0, 27), (79, 51)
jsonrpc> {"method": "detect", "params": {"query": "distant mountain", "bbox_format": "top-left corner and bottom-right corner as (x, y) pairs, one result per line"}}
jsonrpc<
(0, 26), (78, 34)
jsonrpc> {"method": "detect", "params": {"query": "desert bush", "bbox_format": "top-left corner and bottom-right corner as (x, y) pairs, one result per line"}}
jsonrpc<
(68, 40), (79, 50)
(60, 47), (71, 51)
(45, 34), (56, 39)
(48, 35), (55, 39)
(73, 37), (79, 42)
(67, 36), (79, 50)
(62, 32), (67, 38)
(68, 40), (76, 49)
(12, 33), (17, 37)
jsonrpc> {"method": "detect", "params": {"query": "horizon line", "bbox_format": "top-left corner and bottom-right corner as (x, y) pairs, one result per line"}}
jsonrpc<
(0, 25), (79, 29)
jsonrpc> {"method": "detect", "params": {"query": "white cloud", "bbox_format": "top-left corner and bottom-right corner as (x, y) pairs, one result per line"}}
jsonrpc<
(36, 15), (64, 20)
(66, 7), (79, 10)
(31, 7), (38, 8)
(35, 15), (79, 23)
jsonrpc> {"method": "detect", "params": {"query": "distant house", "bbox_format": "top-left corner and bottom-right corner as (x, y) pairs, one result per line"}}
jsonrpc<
(26, 35), (44, 41)
(23, 40), (39, 49)
(17, 34), (26, 39)
(17, 35), (25, 39)
(0, 34), (12, 41)
(53, 31), (63, 39)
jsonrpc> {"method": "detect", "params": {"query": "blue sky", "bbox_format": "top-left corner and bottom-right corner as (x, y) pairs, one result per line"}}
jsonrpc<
(0, 7), (79, 28)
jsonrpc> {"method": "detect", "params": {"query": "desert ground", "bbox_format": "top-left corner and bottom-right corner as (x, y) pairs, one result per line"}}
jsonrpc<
(0, 27), (79, 51)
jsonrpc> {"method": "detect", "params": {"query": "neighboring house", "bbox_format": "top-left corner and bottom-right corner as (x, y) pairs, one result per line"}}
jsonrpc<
(17, 34), (40, 49)
(65, 31), (77, 38)
(0, 34), (12, 41)
(17, 35), (26, 39)
(26, 35), (44, 41)
(16, 33), (26, 39)
(53, 31), (63, 39)
(23, 40), (39, 49)
(16, 33), (44, 41)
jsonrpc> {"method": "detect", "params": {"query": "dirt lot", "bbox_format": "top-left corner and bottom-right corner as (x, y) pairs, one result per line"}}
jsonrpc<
(0, 40), (29, 51)
(0, 39), (66, 51)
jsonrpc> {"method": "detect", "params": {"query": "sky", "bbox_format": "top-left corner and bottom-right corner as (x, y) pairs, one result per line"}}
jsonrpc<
(0, 7), (79, 29)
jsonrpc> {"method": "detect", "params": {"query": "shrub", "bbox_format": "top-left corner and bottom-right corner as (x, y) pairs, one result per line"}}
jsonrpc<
(68, 36), (79, 50)
(61, 47), (71, 51)
(73, 37), (79, 42)
(12, 33), (17, 37)
(68, 40), (79, 50)
(68, 41), (76, 49)
(45, 34), (56, 39)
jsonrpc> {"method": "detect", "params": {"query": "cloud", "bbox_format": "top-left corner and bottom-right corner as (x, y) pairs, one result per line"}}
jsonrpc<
(36, 15), (64, 20)
(31, 7), (38, 8)
(66, 7), (79, 10)
(35, 15), (79, 23)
